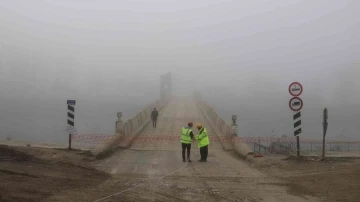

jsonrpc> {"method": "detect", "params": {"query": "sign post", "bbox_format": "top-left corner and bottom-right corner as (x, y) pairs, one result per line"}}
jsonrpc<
(67, 100), (76, 150)
(321, 108), (328, 160)
(288, 82), (303, 157)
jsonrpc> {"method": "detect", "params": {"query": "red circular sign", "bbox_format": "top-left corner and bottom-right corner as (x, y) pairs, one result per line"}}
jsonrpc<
(289, 97), (303, 111)
(288, 82), (303, 97)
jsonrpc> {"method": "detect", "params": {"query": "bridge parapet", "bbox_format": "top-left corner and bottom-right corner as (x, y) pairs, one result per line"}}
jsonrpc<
(194, 94), (254, 160)
(93, 96), (172, 158)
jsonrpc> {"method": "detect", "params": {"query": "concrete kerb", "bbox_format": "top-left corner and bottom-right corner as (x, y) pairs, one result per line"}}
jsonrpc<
(93, 96), (172, 159)
(195, 100), (255, 162)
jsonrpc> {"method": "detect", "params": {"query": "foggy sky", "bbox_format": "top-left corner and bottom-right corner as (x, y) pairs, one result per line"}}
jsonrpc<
(0, 0), (359, 143)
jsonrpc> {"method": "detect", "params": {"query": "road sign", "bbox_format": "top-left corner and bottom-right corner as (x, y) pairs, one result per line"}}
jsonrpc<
(67, 100), (76, 105)
(288, 82), (303, 97)
(289, 97), (303, 111)
(288, 82), (303, 157)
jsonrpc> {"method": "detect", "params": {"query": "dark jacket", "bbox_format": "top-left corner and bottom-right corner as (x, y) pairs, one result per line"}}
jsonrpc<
(151, 110), (158, 119)
(189, 130), (194, 140)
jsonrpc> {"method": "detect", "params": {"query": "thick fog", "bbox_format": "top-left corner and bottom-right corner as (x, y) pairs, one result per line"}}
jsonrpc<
(0, 0), (359, 144)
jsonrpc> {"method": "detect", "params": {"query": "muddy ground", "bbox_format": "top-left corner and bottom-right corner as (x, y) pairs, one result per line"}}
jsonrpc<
(0, 145), (109, 202)
(251, 154), (360, 202)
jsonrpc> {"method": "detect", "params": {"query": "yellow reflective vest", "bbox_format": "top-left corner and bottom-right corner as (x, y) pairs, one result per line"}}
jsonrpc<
(181, 126), (192, 144)
(195, 127), (209, 148)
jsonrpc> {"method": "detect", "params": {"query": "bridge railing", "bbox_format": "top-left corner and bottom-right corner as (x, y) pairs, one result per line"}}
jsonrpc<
(193, 93), (254, 159)
(91, 96), (172, 158)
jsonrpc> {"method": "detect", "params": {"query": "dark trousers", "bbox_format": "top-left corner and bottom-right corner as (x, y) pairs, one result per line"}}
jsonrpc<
(200, 145), (208, 160)
(152, 118), (157, 128)
(182, 143), (191, 160)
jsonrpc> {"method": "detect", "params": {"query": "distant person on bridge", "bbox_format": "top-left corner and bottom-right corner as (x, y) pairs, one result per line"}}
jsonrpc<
(151, 108), (159, 128)
(195, 123), (210, 162)
(181, 122), (194, 162)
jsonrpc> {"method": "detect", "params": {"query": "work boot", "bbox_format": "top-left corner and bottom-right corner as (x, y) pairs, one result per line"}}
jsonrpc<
(198, 159), (206, 162)
(188, 159), (192, 163)
(183, 159), (185, 162)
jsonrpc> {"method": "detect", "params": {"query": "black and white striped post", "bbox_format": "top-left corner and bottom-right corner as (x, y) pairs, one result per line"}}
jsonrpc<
(293, 111), (302, 156)
(289, 82), (303, 157)
(67, 100), (76, 150)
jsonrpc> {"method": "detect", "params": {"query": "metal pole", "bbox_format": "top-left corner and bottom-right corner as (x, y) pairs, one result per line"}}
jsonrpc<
(321, 137), (325, 158)
(322, 137), (326, 158)
(68, 133), (72, 150)
(296, 136), (300, 156)
(258, 137), (261, 154)
(321, 108), (328, 160)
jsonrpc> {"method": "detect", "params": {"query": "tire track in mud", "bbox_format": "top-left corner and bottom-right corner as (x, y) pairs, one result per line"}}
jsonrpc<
(185, 154), (260, 202)
(186, 163), (222, 201)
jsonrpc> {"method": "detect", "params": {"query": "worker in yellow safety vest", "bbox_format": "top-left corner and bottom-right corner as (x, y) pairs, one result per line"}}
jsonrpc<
(195, 123), (210, 162)
(181, 122), (194, 162)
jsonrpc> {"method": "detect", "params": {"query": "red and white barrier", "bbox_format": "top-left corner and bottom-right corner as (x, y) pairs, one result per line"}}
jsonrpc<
(71, 133), (360, 145)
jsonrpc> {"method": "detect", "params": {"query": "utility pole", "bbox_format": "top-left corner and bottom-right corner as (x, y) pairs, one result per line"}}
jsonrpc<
(321, 108), (328, 160)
